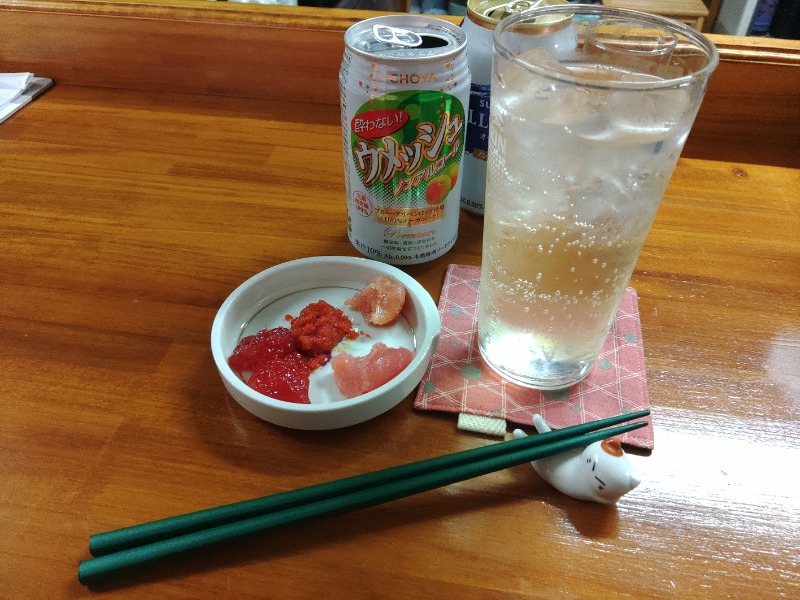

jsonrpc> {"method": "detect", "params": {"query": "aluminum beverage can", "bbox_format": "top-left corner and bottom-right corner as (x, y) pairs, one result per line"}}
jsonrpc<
(461, 0), (569, 215)
(340, 15), (470, 265)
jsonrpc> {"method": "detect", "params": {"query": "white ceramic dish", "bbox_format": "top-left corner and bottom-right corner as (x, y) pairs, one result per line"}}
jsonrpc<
(211, 256), (441, 429)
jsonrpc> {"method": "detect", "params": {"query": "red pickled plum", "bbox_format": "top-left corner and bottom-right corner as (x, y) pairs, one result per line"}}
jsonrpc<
(228, 327), (298, 373)
(248, 354), (311, 404)
(228, 327), (310, 403)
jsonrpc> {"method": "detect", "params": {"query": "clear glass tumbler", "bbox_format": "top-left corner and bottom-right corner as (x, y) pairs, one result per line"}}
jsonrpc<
(478, 5), (718, 390)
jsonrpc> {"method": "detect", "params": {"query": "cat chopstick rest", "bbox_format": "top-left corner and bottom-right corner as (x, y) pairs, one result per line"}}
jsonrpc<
(512, 415), (641, 504)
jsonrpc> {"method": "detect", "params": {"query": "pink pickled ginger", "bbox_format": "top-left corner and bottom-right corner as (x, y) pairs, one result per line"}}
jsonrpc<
(330, 342), (413, 399)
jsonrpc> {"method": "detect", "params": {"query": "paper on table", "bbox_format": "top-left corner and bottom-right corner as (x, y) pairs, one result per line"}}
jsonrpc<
(0, 73), (53, 124)
(0, 73), (34, 104)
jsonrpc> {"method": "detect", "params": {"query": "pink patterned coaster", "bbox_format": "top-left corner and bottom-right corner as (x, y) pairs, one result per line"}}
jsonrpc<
(414, 264), (654, 450)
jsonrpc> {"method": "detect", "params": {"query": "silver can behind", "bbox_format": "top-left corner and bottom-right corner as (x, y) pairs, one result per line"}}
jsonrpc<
(461, 0), (570, 215)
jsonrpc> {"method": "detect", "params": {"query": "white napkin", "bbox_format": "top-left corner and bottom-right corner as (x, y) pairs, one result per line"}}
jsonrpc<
(0, 72), (34, 107)
(0, 73), (52, 124)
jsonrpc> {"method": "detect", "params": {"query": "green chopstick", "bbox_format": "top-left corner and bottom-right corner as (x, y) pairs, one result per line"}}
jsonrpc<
(79, 415), (648, 585)
(89, 410), (650, 557)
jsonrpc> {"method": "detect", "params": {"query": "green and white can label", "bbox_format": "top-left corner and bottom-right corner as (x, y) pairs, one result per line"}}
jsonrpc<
(351, 91), (464, 227)
(340, 15), (470, 265)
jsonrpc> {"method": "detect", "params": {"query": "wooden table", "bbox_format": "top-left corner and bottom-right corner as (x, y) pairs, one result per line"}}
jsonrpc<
(2, 1), (799, 598)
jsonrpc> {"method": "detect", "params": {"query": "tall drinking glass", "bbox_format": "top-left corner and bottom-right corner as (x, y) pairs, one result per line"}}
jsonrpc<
(478, 5), (718, 390)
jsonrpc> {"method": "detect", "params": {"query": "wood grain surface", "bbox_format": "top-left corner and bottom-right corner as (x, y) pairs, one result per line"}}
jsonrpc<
(1, 0), (799, 167)
(1, 3), (799, 599)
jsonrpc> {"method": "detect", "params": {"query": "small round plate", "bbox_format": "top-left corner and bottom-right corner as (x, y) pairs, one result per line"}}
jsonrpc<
(211, 256), (441, 430)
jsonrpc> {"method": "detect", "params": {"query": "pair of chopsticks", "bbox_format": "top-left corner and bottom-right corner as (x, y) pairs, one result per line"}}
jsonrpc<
(78, 410), (650, 585)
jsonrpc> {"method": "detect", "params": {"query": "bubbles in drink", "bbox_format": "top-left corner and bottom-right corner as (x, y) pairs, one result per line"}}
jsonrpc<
(480, 54), (693, 389)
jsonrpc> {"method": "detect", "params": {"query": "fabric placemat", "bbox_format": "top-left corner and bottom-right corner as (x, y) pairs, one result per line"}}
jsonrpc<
(414, 264), (654, 450)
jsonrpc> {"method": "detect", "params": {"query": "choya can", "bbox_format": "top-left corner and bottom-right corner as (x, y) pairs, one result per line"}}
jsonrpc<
(340, 15), (470, 265)
(461, 0), (569, 215)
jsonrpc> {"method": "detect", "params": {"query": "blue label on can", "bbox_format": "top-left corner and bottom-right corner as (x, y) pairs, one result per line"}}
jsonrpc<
(465, 83), (490, 161)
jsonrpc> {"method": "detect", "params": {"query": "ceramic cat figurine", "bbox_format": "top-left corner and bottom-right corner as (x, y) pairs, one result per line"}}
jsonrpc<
(512, 414), (641, 504)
